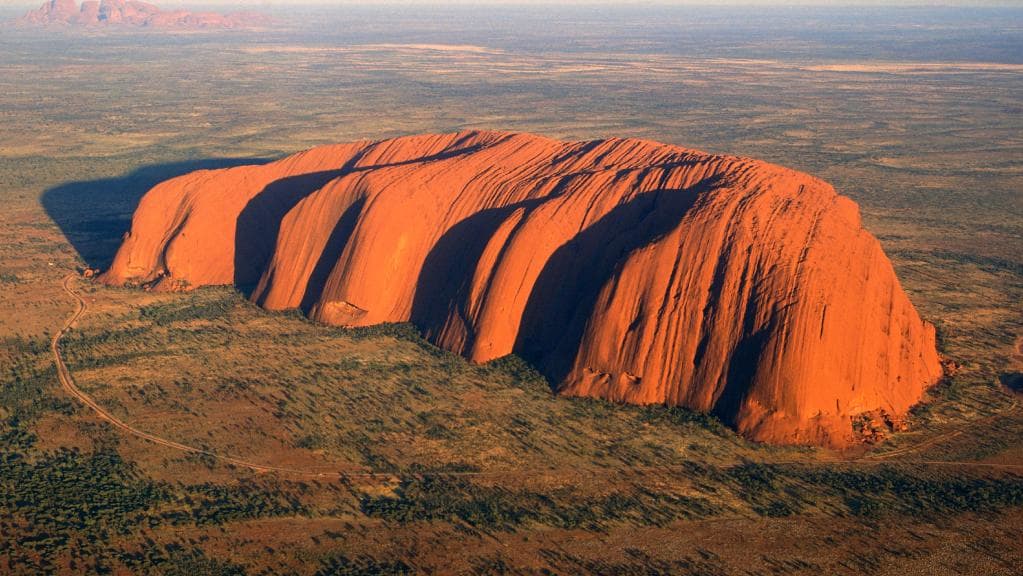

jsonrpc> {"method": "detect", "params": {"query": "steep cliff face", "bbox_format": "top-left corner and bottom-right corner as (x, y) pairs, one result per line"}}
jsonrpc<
(17, 0), (267, 28)
(103, 130), (943, 446)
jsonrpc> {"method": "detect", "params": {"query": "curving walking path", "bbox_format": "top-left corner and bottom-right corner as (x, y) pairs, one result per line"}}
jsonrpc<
(866, 397), (1018, 461)
(53, 274), (375, 479)
(52, 274), (1023, 477)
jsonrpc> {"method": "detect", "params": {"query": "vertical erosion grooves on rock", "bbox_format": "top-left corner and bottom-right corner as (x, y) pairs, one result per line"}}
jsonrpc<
(101, 130), (943, 447)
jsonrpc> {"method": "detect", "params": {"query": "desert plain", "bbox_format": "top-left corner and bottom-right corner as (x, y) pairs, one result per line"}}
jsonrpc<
(0, 5), (1021, 575)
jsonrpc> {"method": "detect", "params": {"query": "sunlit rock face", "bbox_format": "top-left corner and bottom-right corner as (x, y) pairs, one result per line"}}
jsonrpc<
(103, 130), (943, 447)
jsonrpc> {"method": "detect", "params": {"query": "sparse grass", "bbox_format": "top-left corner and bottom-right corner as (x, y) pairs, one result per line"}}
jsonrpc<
(0, 8), (1020, 573)
(61, 284), (760, 476)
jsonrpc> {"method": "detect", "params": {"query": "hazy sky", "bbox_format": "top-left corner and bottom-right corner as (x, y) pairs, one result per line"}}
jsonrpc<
(2, 0), (1021, 5)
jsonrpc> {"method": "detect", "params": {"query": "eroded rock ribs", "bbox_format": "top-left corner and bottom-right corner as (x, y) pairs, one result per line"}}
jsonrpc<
(103, 131), (943, 446)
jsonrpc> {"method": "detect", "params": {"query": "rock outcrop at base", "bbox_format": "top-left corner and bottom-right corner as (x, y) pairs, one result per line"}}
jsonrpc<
(18, 0), (267, 29)
(102, 131), (943, 446)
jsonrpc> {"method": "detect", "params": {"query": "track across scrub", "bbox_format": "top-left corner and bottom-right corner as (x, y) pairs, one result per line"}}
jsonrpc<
(52, 274), (1023, 478)
(52, 274), (374, 479)
(865, 396), (1018, 461)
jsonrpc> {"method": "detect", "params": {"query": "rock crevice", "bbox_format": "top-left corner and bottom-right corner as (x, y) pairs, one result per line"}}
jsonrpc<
(102, 131), (943, 446)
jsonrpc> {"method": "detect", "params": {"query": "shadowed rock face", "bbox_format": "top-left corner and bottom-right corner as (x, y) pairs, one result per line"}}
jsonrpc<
(18, 0), (267, 29)
(102, 130), (943, 446)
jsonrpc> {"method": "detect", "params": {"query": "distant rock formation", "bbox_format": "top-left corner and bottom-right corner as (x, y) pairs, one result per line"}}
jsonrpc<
(18, 0), (268, 29)
(102, 131), (943, 447)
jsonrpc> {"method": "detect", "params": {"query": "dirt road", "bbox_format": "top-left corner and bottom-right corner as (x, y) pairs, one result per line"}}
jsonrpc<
(52, 274), (1023, 477)
(52, 274), (374, 479)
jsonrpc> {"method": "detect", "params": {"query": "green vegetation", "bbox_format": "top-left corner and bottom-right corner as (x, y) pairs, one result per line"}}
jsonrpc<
(2, 269), (1018, 572)
(0, 411), (313, 574)
(357, 462), (1023, 533)
(314, 555), (412, 576)
(361, 476), (719, 531)
(138, 291), (239, 327)
(0, 6), (1020, 573)
(134, 549), (246, 576)
(0, 342), (311, 574)
(0, 271), (20, 284)
(722, 462), (1023, 519)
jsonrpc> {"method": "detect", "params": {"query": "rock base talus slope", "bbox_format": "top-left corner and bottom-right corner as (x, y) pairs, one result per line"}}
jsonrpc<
(103, 131), (943, 446)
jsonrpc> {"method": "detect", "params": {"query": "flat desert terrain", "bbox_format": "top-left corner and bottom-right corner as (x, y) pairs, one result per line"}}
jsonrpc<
(0, 5), (1020, 574)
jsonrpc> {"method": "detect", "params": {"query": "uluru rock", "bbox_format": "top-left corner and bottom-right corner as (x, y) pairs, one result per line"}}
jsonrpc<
(102, 130), (943, 446)
(17, 0), (268, 29)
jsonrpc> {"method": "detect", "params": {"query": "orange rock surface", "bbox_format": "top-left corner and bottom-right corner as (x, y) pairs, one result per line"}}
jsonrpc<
(103, 131), (943, 446)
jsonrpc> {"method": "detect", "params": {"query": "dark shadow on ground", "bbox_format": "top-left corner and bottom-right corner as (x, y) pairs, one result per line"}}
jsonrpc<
(41, 158), (269, 271)
(1001, 372), (1023, 394)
